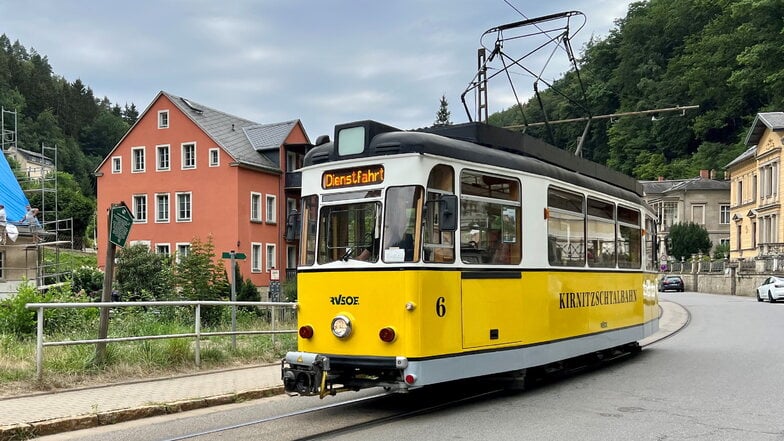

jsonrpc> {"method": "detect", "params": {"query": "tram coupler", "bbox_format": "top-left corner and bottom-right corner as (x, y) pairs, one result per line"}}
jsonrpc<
(281, 352), (330, 397)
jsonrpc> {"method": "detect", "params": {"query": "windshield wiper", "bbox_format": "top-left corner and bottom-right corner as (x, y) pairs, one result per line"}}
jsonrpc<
(341, 247), (353, 262)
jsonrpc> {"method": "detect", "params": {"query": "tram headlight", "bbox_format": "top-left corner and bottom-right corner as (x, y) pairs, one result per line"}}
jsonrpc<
(331, 315), (352, 339)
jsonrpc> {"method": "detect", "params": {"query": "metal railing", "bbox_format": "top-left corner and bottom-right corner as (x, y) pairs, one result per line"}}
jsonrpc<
(25, 300), (297, 381)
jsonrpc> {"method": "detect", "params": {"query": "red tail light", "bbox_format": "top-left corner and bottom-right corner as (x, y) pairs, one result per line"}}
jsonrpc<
(379, 327), (396, 342)
(299, 325), (314, 339)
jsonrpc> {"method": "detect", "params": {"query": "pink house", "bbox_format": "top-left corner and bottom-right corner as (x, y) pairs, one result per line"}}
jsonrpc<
(95, 91), (309, 292)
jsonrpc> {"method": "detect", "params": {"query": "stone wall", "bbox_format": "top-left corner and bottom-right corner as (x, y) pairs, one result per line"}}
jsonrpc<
(672, 271), (768, 298)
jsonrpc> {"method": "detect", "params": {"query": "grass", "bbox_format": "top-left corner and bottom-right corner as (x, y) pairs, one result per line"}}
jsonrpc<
(0, 309), (297, 397)
(1, 249), (298, 397)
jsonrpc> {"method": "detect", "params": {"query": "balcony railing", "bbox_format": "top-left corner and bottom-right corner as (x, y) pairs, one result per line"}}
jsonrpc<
(284, 171), (302, 190)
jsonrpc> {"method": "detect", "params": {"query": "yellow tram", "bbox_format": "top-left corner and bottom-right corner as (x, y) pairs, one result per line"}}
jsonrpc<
(282, 120), (659, 397)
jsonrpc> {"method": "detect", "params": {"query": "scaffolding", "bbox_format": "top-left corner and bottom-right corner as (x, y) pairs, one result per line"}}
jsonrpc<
(1, 107), (73, 296)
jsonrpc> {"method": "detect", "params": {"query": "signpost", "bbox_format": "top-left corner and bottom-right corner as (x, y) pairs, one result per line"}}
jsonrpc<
(109, 204), (133, 247)
(97, 203), (134, 364)
(222, 250), (246, 349)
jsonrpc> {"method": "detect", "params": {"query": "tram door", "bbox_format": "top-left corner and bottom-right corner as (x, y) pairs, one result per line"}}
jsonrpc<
(461, 273), (524, 348)
(457, 170), (523, 349)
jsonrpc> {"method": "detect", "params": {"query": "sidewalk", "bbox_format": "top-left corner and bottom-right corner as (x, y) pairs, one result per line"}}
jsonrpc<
(0, 301), (688, 440)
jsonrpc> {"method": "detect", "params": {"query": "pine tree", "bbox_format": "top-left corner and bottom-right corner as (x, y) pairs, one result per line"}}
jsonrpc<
(433, 94), (452, 127)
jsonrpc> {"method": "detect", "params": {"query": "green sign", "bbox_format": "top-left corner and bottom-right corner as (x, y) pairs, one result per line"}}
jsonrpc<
(109, 205), (134, 247)
(221, 252), (246, 260)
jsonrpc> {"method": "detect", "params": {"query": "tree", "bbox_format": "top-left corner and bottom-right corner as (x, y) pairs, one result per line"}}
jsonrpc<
(174, 236), (230, 325)
(115, 244), (173, 301)
(433, 94), (452, 127)
(667, 222), (712, 261)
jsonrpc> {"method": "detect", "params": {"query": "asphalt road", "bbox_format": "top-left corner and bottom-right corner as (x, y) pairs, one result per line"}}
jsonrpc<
(40, 292), (784, 441)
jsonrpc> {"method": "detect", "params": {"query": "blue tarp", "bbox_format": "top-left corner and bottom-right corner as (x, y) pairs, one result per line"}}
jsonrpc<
(0, 151), (31, 221)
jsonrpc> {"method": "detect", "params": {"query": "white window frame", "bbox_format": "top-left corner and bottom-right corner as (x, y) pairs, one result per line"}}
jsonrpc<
(156, 144), (170, 171)
(158, 110), (169, 129)
(156, 243), (171, 256)
(176, 243), (191, 264)
(209, 148), (220, 167)
(129, 240), (151, 249)
(251, 192), (262, 222)
(251, 243), (262, 273)
(181, 142), (196, 170)
(265, 194), (277, 224)
(266, 243), (276, 272)
(719, 204), (730, 225)
(176, 192), (192, 222)
(0, 251), (5, 279)
(131, 147), (146, 173)
(155, 193), (170, 223)
(133, 194), (148, 223)
(111, 156), (122, 174)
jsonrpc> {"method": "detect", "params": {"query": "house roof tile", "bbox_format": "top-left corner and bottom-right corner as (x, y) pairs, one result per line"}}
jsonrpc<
(163, 91), (298, 171)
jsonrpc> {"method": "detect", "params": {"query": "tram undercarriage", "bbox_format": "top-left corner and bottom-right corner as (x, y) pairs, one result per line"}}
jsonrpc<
(282, 342), (642, 399)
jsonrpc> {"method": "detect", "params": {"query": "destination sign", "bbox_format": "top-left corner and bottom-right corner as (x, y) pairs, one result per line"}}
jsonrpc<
(322, 165), (384, 189)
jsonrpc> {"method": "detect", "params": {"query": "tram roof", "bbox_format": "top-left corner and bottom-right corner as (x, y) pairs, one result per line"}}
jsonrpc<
(304, 121), (643, 203)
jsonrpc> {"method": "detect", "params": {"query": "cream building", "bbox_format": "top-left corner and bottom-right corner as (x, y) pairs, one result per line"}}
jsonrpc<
(725, 112), (784, 260)
(642, 171), (730, 261)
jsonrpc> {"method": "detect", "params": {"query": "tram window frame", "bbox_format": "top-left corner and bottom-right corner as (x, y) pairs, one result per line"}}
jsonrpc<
(316, 200), (381, 264)
(300, 194), (318, 266)
(424, 165), (456, 264)
(459, 170), (521, 265)
(645, 215), (657, 270)
(617, 206), (642, 269)
(586, 197), (616, 268)
(382, 186), (423, 263)
(547, 187), (585, 267)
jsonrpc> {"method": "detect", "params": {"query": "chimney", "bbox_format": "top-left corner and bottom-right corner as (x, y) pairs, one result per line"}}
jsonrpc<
(658, 176), (665, 182)
(699, 169), (709, 179)
(710, 169), (716, 179)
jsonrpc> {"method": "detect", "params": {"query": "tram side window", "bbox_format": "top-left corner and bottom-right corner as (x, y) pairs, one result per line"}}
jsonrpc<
(383, 186), (423, 263)
(586, 198), (616, 268)
(300, 195), (318, 266)
(547, 188), (585, 267)
(617, 206), (642, 269)
(645, 215), (657, 270)
(424, 165), (455, 263)
(459, 170), (521, 265)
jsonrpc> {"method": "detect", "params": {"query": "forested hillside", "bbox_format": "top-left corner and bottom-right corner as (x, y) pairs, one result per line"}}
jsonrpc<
(0, 34), (137, 196)
(488, 0), (783, 180)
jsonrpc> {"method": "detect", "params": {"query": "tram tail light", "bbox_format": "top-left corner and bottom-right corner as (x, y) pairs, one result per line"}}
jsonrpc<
(299, 325), (314, 339)
(405, 374), (417, 385)
(379, 327), (396, 343)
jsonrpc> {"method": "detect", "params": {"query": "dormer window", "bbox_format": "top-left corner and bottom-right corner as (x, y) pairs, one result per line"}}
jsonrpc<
(158, 110), (169, 129)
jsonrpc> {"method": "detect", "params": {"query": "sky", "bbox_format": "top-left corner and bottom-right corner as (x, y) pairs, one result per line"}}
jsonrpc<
(1, 0), (636, 142)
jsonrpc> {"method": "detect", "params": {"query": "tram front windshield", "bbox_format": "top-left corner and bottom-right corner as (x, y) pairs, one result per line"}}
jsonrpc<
(315, 186), (422, 264)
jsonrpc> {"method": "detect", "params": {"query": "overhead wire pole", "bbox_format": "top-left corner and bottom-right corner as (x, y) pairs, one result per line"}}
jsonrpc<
(503, 105), (701, 129)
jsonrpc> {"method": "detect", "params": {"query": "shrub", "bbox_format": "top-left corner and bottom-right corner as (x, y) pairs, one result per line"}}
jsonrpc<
(237, 279), (260, 313)
(282, 280), (297, 302)
(0, 283), (45, 337)
(70, 265), (104, 295)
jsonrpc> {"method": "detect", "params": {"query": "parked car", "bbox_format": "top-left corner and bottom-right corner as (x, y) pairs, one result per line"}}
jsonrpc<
(659, 275), (685, 292)
(755, 276), (784, 303)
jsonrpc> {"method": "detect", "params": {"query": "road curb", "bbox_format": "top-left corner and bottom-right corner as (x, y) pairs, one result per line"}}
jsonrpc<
(0, 386), (285, 440)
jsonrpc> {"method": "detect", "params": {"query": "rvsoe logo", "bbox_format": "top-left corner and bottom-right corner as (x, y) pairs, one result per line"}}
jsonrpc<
(330, 295), (359, 306)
